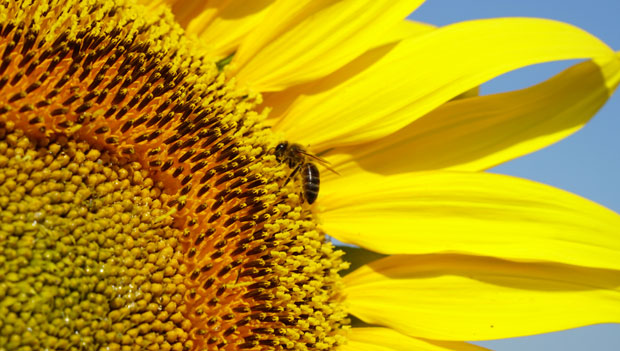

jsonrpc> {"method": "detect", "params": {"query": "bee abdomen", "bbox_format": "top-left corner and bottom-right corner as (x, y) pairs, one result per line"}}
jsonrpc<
(303, 163), (320, 204)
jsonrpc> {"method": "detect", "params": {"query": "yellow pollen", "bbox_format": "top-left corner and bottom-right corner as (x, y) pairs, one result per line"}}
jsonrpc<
(0, 1), (349, 351)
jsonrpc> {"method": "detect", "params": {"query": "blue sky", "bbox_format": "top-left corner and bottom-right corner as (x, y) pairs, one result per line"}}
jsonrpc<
(409, 1), (620, 350)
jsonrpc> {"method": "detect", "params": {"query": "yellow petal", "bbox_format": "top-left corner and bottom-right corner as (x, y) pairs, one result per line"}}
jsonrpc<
(328, 53), (620, 175)
(186, 0), (276, 59)
(364, 19), (436, 52)
(341, 327), (490, 351)
(344, 254), (620, 340)
(170, 0), (224, 28)
(262, 19), (436, 121)
(320, 171), (620, 271)
(273, 18), (613, 150)
(233, 0), (424, 92)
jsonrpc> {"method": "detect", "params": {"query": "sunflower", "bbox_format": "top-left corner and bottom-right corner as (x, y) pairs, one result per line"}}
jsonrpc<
(1, 1), (619, 351)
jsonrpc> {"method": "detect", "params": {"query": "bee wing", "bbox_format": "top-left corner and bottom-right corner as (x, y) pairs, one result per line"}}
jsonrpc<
(299, 151), (340, 175)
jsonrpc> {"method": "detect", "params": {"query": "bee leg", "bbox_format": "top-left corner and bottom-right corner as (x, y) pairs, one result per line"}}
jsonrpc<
(283, 164), (301, 187)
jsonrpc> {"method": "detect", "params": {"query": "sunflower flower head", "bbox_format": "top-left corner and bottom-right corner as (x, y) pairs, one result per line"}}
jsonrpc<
(3, 0), (620, 350)
(0, 1), (348, 350)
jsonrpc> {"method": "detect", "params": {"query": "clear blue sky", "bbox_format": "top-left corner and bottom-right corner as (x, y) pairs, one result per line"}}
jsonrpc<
(409, 1), (620, 350)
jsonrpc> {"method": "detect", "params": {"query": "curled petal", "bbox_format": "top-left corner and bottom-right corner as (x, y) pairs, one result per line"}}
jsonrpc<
(327, 53), (620, 174)
(274, 18), (613, 150)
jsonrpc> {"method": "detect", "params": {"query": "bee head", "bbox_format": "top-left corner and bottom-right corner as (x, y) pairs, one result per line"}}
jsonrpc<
(274, 141), (288, 161)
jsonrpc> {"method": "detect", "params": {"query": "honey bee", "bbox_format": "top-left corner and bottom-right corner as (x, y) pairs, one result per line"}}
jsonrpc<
(274, 142), (337, 204)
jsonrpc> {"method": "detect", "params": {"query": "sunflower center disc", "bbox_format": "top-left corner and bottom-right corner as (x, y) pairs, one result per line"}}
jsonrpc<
(0, 1), (348, 350)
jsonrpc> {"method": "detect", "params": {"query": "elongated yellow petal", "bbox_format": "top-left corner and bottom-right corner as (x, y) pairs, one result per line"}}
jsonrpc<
(328, 53), (620, 174)
(262, 19), (436, 121)
(379, 19), (435, 46)
(341, 327), (490, 351)
(170, 0), (225, 28)
(344, 254), (620, 340)
(320, 171), (620, 270)
(186, 0), (275, 59)
(233, 0), (423, 92)
(273, 18), (613, 150)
